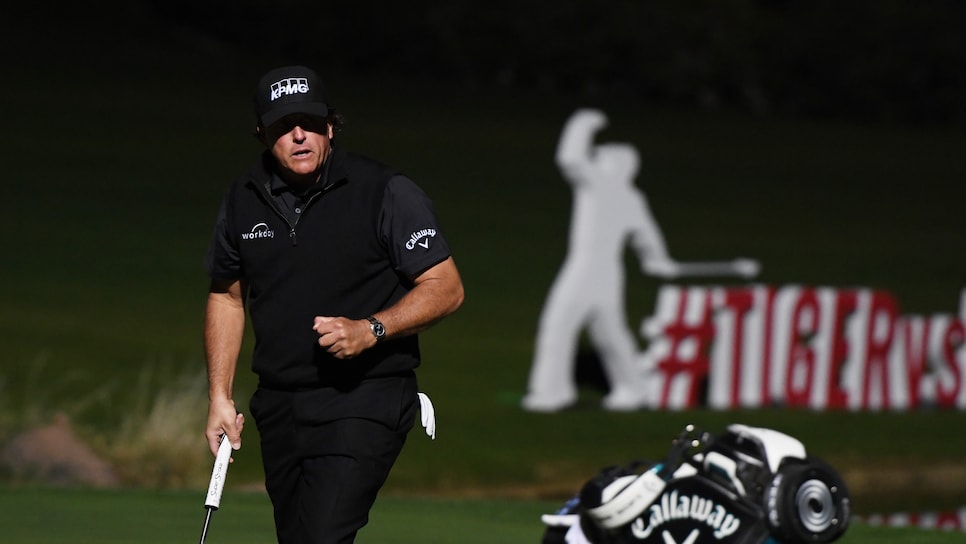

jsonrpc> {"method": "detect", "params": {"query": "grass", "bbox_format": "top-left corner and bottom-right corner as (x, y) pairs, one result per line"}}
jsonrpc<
(0, 486), (961, 544)
(1, 5), (966, 537)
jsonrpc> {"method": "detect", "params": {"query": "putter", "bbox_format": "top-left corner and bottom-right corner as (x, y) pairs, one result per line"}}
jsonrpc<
(199, 435), (233, 544)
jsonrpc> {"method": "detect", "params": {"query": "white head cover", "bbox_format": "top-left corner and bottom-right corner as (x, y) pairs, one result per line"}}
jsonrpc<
(584, 468), (667, 529)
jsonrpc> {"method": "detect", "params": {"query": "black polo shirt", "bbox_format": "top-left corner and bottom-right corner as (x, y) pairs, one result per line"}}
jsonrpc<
(205, 146), (452, 388)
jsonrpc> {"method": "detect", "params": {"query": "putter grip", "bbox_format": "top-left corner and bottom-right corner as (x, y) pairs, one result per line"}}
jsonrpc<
(205, 437), (233, 509)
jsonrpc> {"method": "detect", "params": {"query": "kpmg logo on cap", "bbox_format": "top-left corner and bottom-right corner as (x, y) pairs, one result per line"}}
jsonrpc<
(270, 77), (310, 101)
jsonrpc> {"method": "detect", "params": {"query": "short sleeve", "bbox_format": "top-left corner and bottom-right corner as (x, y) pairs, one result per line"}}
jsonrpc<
(204, 192), (243, 280)
(380, 175), (452, 279)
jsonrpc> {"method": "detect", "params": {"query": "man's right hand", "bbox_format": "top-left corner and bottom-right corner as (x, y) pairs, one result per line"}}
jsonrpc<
(206, 397), (244, 457)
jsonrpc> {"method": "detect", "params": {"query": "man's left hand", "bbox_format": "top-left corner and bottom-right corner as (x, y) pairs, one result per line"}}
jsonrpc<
(312, 316), (375, 359)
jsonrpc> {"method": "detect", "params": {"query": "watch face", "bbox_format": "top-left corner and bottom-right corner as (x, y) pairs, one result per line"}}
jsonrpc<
(369, 318), (386, 338)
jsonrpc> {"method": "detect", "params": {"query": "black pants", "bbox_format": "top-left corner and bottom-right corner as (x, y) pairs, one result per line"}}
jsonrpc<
(250, 373), (417, 544)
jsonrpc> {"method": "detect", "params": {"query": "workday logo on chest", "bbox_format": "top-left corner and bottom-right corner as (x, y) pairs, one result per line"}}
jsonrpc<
(242, 222), (275, 241)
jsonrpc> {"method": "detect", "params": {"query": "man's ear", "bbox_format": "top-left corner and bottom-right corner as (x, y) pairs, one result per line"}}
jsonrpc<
(253, 125), (267, 145)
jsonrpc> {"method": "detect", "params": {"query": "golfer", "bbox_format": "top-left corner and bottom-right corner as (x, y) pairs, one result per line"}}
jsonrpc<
(203, 65), (464, 543)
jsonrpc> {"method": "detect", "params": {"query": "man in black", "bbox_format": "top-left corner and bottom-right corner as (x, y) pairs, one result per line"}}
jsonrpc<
(203, 65), (464, 544)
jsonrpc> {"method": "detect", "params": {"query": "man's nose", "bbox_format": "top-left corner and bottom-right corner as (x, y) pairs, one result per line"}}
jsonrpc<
(291, 125), (306, 141)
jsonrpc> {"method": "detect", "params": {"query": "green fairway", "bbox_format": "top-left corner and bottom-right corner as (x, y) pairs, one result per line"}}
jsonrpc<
(2, 7), (965, 541)
(0, 487), (557, 543)
(0, 487), (961, 543)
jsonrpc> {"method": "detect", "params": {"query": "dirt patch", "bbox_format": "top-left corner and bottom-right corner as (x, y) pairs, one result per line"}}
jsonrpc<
(1, 413), (119, 487)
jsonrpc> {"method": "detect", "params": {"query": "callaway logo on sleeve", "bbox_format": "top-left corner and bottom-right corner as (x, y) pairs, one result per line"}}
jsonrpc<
(405, 228), (437, 250)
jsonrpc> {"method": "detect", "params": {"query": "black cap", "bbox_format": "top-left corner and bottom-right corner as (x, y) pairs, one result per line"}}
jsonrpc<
(253, 66), (332, 128)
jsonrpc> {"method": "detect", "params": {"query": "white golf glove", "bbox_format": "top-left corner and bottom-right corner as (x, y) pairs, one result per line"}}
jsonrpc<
(417, 392), (436, 440)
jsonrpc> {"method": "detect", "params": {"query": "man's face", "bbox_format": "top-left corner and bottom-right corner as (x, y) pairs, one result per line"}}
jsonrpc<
(262, 114), (333, 185)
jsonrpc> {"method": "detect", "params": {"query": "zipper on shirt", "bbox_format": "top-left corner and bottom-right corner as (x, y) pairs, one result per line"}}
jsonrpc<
(258, 196), (298, 246)
(259, 183), (330, 247)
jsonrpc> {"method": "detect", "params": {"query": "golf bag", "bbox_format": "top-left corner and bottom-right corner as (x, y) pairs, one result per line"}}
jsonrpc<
(540, 424), (850, 544)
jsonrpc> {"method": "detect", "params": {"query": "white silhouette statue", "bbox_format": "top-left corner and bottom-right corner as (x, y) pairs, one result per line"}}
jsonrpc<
(522, 108), (759, 412)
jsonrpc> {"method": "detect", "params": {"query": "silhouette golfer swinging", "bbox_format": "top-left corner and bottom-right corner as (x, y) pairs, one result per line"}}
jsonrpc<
(523, 109), (759, 412)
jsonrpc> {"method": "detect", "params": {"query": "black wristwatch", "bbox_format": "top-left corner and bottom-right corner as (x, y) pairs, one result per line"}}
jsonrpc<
(366, 316), (386, 342)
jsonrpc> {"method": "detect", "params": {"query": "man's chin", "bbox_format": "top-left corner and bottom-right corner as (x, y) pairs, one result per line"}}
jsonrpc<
(286, 162), (321, 176)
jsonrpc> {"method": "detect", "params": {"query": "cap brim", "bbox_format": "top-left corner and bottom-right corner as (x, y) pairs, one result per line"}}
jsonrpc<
(260, 102), (329, 128)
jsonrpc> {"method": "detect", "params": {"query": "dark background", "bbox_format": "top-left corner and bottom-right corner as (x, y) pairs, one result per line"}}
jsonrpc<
(7, 1), (965, 128)
(162, 0), (966, 127)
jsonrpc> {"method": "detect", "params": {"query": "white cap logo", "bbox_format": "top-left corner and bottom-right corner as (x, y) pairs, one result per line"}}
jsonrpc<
(270, 77), (310, 101)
